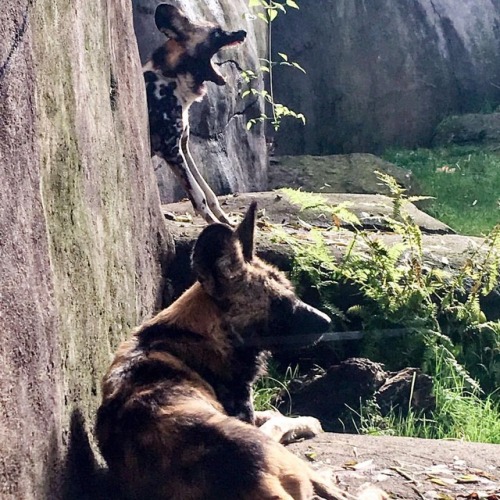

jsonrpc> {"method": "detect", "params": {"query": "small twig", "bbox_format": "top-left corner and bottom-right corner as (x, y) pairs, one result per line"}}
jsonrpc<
(410, 485), (426, 500)
(390, 466), (417, 483)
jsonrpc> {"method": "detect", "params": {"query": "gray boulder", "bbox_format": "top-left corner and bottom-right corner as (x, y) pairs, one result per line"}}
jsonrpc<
(270, 0), (500, 154)
(132, 0), (268, 202)
(433, 112), (500, 148)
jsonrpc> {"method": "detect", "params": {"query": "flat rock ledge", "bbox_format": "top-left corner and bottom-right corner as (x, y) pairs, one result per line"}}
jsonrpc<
(289, 433), (500, 500)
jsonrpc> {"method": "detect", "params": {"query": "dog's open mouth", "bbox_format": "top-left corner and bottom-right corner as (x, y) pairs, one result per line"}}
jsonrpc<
(206, 30), (247, 86)
(197, 30), (247, 87)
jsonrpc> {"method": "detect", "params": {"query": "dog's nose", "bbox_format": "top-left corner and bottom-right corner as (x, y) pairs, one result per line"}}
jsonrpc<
(236, 30), (247, 40)
(292, 301), (331, 336)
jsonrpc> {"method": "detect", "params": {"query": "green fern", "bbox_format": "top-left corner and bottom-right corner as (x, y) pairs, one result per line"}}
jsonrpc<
(278, 178), (500, 397)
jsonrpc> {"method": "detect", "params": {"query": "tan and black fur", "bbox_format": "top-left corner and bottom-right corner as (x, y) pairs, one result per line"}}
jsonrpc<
(143, 4), (246, 224)
(96, 203), (384, 500)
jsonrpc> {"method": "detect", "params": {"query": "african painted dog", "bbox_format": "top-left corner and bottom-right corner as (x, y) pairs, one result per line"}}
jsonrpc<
(143, 4), (246, 224)
(96, 203), (386, 500)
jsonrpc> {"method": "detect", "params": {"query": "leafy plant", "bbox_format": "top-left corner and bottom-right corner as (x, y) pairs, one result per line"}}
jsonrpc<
(243, 0), (306, 130)
(252, 180), (500, 440)
(272, 178), (500, 397)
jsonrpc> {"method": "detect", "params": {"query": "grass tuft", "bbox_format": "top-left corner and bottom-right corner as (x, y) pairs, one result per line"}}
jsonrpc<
(383, 146), (500, 236)
(253, 364), (299, 413)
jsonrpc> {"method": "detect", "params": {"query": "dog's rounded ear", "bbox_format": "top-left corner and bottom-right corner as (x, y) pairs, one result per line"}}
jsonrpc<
(192, 223), (244, 296)
(236, 201), (257, 262)
(155, 4), (191, 40)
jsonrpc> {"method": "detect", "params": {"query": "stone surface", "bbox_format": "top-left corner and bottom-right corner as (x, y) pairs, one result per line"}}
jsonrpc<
(433, 112), (500, 148)
(289, 433), (500, 499)
(0, 1), (172, 498)
(132, 0), (268, 203)
(269, 154), (420, 195)
(163, 191), (453, 235)
(270, 0), (500, 154)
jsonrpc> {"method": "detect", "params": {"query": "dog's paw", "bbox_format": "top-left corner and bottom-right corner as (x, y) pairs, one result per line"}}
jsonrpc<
(258, 413), (323, 444)
(280, 416), (323, 444)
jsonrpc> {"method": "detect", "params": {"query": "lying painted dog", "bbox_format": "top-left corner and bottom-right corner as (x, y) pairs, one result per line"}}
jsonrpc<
(96, 203), (386, 500)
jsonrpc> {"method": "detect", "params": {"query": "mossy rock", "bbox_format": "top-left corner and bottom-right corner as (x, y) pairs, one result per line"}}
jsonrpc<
(269, 154), (420, 196)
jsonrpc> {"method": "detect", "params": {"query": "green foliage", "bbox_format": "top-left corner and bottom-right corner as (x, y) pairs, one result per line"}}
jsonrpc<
(248, 0), (300, 22)
(383, 146), (500, 236)
(253, 364), (299, 412)
(275, 180), (500, 399)
(253, 177), (500, 441)
(244, 0), (306, 130)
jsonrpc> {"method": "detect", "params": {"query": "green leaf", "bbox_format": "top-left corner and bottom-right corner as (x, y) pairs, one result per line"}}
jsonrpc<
(257, 12), (268, 23)
(241, 90), (251, 97)
(286, 0), (300, 8)
(291, 61), (306, 73)
(269, 9), (278, 21)
(278, 52), (288, 61)
(248, 0), (261, 7)
(259, 65), (270, 72)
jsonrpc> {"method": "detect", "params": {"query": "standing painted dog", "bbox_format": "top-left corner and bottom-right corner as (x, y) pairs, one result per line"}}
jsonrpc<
(143, 4), (246, 224)
(96, 202), (386, 500)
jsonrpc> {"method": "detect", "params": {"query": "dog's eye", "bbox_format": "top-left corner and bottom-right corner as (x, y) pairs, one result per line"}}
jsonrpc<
(213, 29), (222, 38)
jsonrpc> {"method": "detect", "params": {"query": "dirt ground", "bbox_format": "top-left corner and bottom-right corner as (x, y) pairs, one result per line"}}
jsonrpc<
(289, 433), (500, 499)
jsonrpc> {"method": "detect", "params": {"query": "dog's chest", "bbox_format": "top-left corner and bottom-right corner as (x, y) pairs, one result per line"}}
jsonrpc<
(144, 71), (196, 155)
(145, 70), (203, 122)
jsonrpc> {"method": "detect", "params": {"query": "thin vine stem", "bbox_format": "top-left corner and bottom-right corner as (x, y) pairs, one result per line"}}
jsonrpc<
(267, 8), (277, 124)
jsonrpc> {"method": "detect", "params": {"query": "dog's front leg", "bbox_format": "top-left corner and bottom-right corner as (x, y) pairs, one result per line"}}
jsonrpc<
(180, 128), (232, 225)
(255, 409), (323, 445)
(165, 151), (220, 224)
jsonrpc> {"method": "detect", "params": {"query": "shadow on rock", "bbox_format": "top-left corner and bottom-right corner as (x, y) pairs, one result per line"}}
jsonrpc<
(61, 409), (118, 500)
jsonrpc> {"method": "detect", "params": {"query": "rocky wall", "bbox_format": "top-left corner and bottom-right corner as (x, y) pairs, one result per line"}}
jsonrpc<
(271, 0), (500, 154)
(0, 0), (172, 497)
